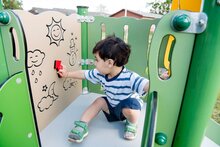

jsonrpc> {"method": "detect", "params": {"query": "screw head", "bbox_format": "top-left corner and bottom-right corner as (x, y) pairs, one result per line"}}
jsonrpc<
(27, 132), (32, 138)
(16, 78), (22, 84)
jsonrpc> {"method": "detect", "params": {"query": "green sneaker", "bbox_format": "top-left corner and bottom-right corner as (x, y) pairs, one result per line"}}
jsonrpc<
(124, 120), (137, 140)
(68, 121), (89, 143)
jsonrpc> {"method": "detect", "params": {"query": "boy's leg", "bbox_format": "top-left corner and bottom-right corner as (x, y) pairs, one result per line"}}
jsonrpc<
(119, 97), (141, 140)
(122, 108), (140, 124)
(81, 97), (109, 123)
(122, 108), (140, 140)
(68, 97), (108, 143)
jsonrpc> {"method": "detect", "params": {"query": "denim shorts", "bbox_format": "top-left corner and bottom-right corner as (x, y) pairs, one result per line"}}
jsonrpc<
(102, 97), (141, 122)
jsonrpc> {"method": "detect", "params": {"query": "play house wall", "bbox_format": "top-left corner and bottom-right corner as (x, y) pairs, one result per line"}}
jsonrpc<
(14, 10), (82, 131)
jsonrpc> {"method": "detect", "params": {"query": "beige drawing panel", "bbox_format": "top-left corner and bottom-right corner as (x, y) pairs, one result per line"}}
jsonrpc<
(14, 10), (82, 131)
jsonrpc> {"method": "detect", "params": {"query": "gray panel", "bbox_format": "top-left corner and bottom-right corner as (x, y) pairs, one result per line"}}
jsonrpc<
(40, 93), (146, 147)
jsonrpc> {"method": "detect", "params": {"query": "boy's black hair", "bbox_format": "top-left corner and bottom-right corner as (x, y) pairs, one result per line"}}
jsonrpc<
(93, 35), (131, 67)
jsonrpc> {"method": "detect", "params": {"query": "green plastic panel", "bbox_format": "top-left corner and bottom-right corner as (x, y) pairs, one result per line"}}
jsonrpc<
(0, 29), (8, 84)
(142, 11), (195, 147)
(88, 16), (159, 93)
(0, 72), (39, 147)
(0, 10), (26, 76)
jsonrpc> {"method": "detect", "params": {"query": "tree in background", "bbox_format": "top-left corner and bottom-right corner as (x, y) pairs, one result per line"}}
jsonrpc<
(2, 0), (23, 9)
(147, 0), (172, 15)
(96, 4), (108, 16)
(96, 4), (107, 12)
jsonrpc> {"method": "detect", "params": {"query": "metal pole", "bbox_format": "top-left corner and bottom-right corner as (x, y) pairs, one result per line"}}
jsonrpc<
(77, 6), (89, 93)
(173, 0), (220, 146)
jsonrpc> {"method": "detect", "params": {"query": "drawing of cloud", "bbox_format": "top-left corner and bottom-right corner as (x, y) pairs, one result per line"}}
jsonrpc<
(63, 78), (77, 91)
(27, 49), (45, 68)
(37, 95), (54, 112)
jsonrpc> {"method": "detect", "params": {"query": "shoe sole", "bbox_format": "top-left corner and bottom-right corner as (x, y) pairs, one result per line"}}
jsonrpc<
(68, 132), (89, 143)
(124, 133), (137, 140)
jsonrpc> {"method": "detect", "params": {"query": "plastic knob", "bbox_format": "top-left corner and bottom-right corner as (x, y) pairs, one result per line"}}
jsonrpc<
(172, 14), (191, 31)
(0, 11), (10, 25)
(155, 132), (167, 145)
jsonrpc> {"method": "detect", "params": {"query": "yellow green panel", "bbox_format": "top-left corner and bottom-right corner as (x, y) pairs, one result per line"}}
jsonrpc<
(0, 72), (39, 147)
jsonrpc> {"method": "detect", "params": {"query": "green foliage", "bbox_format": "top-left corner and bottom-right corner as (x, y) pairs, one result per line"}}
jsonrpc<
(2, 0), (23, 9)
(149, 0), (172, 15)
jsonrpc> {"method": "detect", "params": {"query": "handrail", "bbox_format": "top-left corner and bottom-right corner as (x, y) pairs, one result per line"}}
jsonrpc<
(142, 91), (158, 147)
(147, 91), (158, 147)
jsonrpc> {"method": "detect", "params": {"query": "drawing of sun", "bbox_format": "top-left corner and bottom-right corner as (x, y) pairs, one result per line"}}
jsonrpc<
(46, 17), (65, 46)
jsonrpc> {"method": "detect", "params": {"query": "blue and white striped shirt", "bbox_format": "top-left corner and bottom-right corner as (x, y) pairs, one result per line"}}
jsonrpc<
(84, 67), (149, 107)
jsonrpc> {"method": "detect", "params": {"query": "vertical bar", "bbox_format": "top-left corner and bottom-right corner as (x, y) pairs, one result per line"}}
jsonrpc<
(173, 1), (220, 146)
(77, 6), (89, 93)
(0, 0), (3, 10)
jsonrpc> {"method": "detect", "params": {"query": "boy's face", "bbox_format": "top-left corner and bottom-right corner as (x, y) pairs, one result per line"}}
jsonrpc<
(94, 52), (113, 75)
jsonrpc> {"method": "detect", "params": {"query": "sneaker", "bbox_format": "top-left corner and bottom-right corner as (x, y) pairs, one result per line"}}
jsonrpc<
(68, 121), (89, 143)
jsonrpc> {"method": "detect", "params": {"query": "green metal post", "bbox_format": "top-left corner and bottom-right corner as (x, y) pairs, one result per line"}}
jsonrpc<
(0, 0), (3, 10)
(173, 1), (220, 146)
(77, 6), (89, 93)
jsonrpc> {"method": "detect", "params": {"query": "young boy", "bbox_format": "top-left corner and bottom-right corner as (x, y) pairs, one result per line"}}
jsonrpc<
(58, 35), (150, 143)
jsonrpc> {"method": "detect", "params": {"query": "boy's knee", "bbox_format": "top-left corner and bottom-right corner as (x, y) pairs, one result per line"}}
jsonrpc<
(93, 97), (108, 112)
(122, 108), (133, 115)
(122, 108), (140, 116)
(93, 97), (106, 106)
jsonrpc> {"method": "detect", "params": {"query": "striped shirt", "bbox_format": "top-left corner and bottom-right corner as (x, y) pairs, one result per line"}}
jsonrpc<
(84, 67), (149, 107)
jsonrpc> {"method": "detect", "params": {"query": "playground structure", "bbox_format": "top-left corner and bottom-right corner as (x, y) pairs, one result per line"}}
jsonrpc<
(0, 0), (220, 147)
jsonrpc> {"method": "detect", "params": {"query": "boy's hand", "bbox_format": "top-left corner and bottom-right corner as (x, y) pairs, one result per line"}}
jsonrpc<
(57, 65), (68, 78)
(159, 68), (169, 80)
(160, 71), (169, 80)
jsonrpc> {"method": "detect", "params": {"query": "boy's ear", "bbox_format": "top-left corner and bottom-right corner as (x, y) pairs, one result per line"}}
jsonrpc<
(107, 59), (114, 67)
